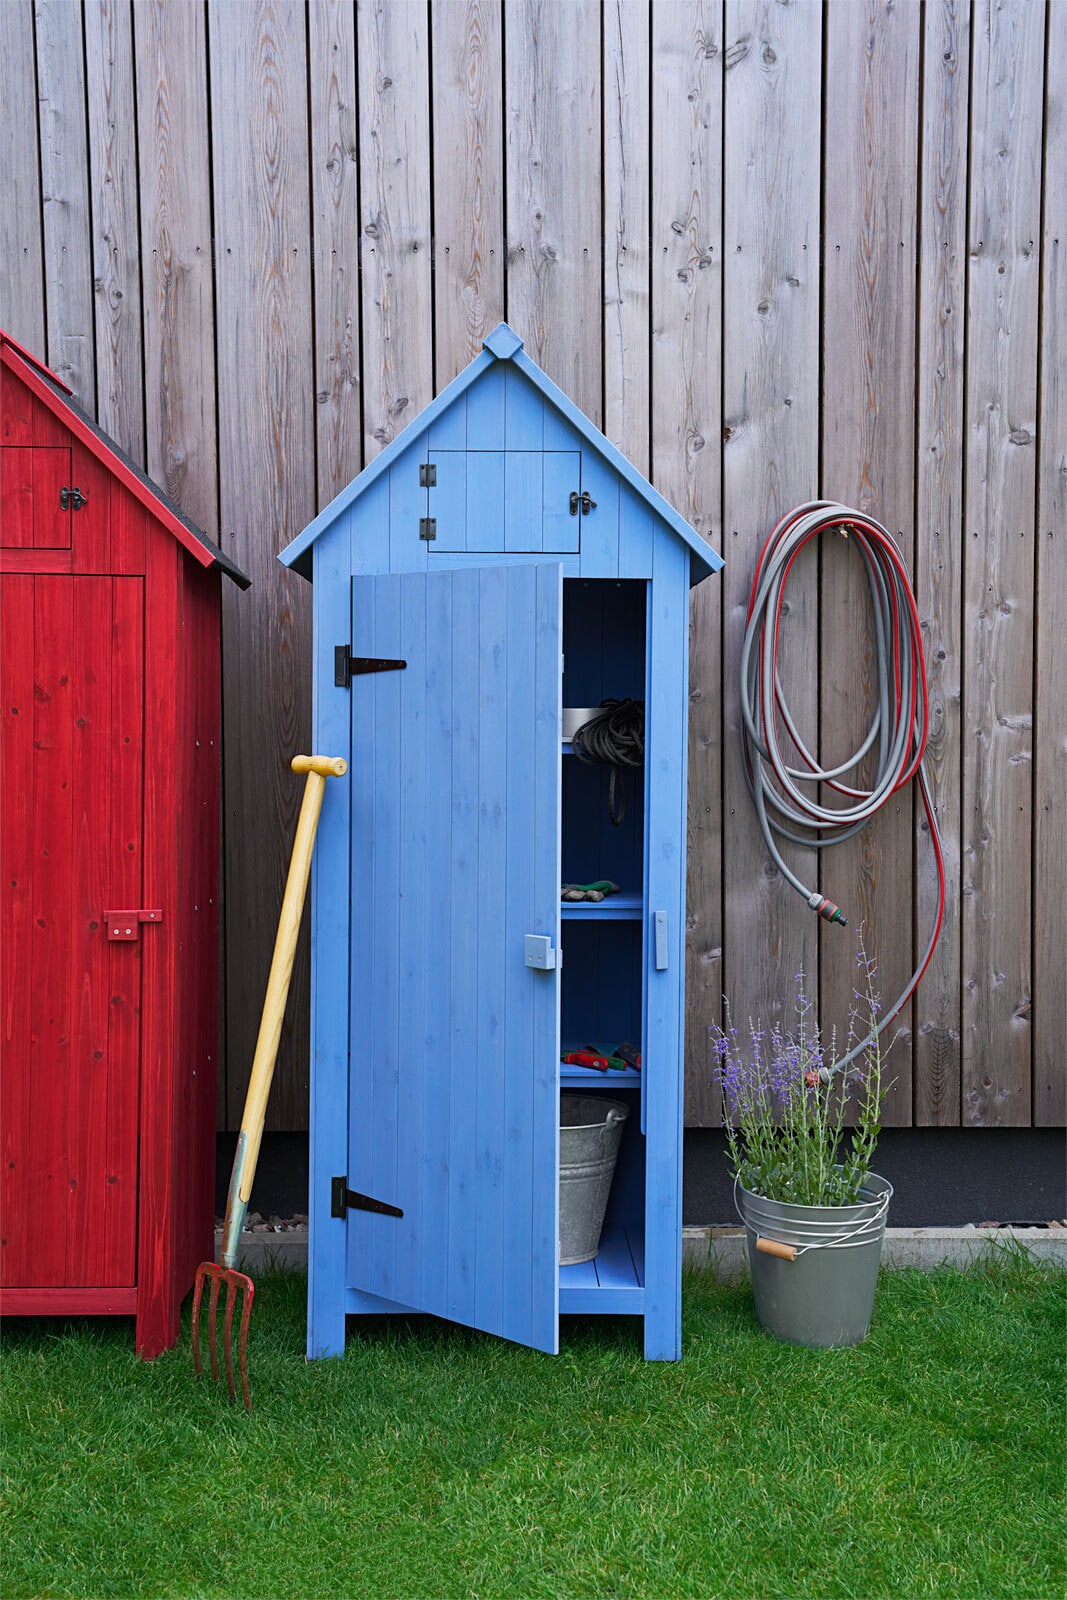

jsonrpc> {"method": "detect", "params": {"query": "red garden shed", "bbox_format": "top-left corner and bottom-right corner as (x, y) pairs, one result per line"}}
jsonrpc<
(0, 331), (249, 1357)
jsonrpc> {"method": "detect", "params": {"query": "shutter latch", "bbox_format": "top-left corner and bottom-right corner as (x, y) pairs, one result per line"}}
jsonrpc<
(104, 909), (164, 941)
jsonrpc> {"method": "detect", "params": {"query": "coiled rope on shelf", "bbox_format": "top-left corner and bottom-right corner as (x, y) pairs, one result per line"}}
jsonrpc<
(739, 500), (945, 1078)
(572, 698), (645, 827)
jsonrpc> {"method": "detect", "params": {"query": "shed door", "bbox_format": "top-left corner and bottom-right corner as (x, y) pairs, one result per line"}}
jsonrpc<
(347, 563), (562, 1352)
(425, 450), (581, 554)
(1, 576), (143, 1288)
(0, 447), (73, 548)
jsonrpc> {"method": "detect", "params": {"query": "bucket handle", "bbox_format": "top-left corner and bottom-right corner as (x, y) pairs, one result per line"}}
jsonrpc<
(735, 1176), (889, 1260)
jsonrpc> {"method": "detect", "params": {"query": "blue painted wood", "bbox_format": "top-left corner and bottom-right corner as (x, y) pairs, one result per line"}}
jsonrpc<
(350, 476), (389, 575)
(428, 450), (468, 552)
(345, 564), (562, 1352)
(642, 533), (689, 1361)
(388, 436), (430, 575)
(466, 360), (506, 450)
(504, 364), (544, 451)
(618, 484), (655, 579)
(542, 450), (580, 554)
(306, 527), (354, 1361)
(466, 451), (505, 553)
(428, 389), (466, 450)
(504, 451), (543, 553)
(576, 448), (620, 576)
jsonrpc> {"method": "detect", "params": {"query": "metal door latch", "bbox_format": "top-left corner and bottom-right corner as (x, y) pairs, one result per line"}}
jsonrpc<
(569, 491), (596, 516)
(60, 486), (89, 511)
(104, 909), (163, 941)
(331, 1176), (403, 1219)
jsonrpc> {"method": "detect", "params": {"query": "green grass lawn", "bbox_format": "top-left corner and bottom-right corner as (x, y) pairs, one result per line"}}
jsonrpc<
(2, 1254), (1064, 1600)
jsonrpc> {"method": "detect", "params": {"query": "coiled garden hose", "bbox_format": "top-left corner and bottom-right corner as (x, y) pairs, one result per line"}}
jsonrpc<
(572, 698), (645, 827)
(739, 501), (945, 1079)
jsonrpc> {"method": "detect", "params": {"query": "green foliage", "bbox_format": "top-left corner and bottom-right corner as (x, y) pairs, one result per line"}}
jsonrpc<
(714, 952), (887, 1206)
(2, 1261), (1064, 1600)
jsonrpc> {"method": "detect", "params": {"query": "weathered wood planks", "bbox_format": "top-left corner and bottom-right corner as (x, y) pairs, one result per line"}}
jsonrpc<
(0, 2), (45, 353)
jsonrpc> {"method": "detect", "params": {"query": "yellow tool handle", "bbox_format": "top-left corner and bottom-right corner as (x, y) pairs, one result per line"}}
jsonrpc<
(755, 1236), (798, 1262)
(236, 755), (347, 1202)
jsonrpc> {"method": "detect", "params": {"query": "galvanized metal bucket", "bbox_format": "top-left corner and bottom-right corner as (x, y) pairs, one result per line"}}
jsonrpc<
(559, 1095), (629, 1265)
(736, 1173), (892, 1347)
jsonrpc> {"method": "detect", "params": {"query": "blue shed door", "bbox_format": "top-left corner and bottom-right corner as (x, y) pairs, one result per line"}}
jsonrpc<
(347, 563), (562, 1353)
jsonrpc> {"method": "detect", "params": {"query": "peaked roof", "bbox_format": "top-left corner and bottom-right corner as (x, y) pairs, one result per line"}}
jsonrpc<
(0, 332), (250, 589)
(279, 323), (722, 583)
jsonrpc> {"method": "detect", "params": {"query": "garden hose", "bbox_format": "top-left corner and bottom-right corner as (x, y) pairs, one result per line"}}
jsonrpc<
(739, 501), (945, 1079)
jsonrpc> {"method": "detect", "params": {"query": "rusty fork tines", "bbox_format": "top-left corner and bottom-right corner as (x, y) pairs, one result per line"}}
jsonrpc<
(192, 1261), (255, 1410)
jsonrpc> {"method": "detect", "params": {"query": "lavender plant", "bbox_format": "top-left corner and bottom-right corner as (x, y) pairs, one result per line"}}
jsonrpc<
(713, 948), (888, 1207)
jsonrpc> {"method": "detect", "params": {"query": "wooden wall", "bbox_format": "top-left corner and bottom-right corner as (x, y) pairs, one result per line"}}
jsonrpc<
(1, 0), (1062, 1131)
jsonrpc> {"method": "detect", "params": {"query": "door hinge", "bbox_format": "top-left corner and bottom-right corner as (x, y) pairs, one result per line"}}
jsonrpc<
(331, 1176), (403, 1219)
(335, 646), (408, 689)
(569, 491), (596, 516)
(419, 462), (437, 487)
(60, 486), (89, 511)
(104, 908), (163, 941)
(419, 516), (437, 541)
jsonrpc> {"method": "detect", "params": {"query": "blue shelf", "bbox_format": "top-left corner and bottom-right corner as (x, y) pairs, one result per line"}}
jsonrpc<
(560, 890), (642, 920)
(560, 1063), (641, 1088)
(559, 1219), (644, 1313)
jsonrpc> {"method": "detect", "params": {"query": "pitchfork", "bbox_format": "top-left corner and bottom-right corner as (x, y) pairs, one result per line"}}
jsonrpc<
(192, 754), (347, 1408)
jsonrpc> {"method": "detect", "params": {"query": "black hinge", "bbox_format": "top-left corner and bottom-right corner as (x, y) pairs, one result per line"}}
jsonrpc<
(569, 490), (596, 516)
(60, 486), (89, 511)
(331, 1176), (403, 1219)
(419, 516), (437, 541)
(335, 647), (407, 689)
(419, 462), (437, 487)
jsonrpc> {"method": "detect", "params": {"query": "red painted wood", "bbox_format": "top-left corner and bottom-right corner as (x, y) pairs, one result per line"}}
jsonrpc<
(31, 447), (73, 548)
(0, 361), (35, 441)
(136, 536), (182, 1358)
(110, 482), (146, 576)
(31, 389), (69, 450)
(68, 438), (112, 573)
(0, 549), (73, 573)
(105, 578), (144, 1287)
(65, 578), (112, 1286)
(30, 577), (74, 1286)
(0, 1287), (136, 1315)
(1, 577), (35, 1287)
(1, 448), (35, 547)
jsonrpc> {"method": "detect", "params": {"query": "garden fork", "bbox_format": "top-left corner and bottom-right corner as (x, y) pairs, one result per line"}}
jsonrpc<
(192, 754), (347, 1408)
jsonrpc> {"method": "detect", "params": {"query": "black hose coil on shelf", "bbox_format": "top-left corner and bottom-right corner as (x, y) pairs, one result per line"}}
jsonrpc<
(572, 699), (645, 827)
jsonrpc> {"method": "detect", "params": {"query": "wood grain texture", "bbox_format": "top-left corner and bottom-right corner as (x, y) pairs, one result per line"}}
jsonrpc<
(603, 0), (650, 475)
(0, 2), (45, 353)
(720, 0), (821, 1115)
(209, 0), (316, 1129)
(1033, 1), (1066, 1127)
(914, 0), (969, 1125)
(358, 0), (434, 459)
(820, 0), (920, 1125)
(961, 0), (1044, 1127)
(84, 0), (144, 464)
(34, 0), (95, 405)
(309, 0), (362, 506)
(134, 0), (218, 535)
(651, 0), (724, 1125)
(431, 0), (505, 385)
(505, 0), (602, 424)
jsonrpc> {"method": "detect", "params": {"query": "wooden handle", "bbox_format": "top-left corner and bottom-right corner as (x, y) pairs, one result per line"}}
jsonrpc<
(235, 756), (347, 1201)
(755, 1236), (798, 1262)
(292, 754), (348, 777)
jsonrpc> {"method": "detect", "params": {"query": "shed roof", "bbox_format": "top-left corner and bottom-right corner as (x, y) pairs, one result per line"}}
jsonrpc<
(279, 323), (722, 584)
(1, 332), (250, 589)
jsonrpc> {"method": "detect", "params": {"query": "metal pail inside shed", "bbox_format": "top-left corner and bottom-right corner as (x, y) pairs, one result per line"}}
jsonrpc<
(738, 1173), (892, 1347)
(559, 1095), (629, 1266)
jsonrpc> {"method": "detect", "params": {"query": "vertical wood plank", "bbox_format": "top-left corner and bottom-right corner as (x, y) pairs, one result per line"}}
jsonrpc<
(1033, 1), (1067, 1127)
(31, 575), (74, 1284)
(431, 0), (505, 384)
(820, 0), (921, 1125)
(914, 0), (969, 1125)
(721, 0), (822, 1106)
(962, 0), (1044, 1126)
(651, 0), (724, 1126)
(134, 0), (218, 535)
(0, 1), (46, 353)
(603, 0), (650, 474)
(35, 0), (95, 406)
(358, 0), (434, 458)
(209, 0), (316, 1129)
(66, 576), (112, 1287)
(84, 0), (145, 463)
(505, 0), (602, 424)
(0, 576), (35, 1287)
(309, 0), (362, 506)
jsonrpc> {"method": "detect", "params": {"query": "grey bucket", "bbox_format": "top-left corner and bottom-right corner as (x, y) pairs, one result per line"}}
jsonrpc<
(559, 1095), (629, 1266)
(736, 1173), (892, 1347)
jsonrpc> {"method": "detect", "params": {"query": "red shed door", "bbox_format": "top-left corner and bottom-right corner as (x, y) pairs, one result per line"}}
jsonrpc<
(1, 575), (144, 1289)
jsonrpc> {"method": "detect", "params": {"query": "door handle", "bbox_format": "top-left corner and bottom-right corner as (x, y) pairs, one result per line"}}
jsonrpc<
(653, 911), (668, 971)
(524, 934), (556, 970)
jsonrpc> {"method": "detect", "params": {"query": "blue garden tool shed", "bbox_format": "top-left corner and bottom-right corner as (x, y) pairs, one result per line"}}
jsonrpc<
(281, 323), (722, 1361)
